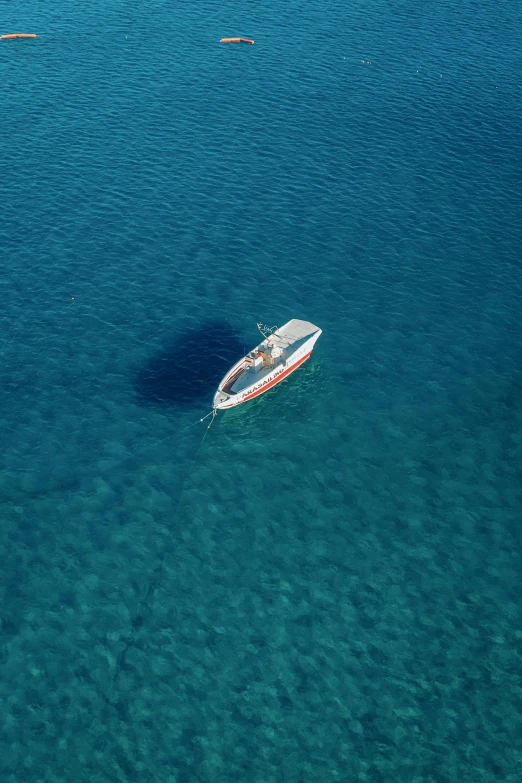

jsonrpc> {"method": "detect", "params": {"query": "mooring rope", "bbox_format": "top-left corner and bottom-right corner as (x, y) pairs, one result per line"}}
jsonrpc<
(109, 408), (218, 697)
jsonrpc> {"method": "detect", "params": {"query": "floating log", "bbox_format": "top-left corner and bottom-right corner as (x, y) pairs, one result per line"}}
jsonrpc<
(1, 33), (37, 39)
(220, 37), (254, 44)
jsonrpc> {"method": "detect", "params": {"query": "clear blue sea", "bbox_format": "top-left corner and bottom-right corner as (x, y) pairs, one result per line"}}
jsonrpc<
(1, 1), (522, 780)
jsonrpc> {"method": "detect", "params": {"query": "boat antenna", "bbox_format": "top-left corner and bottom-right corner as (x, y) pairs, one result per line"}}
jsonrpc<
(257, 323), (279, 339)
(257, 322), (293, 346)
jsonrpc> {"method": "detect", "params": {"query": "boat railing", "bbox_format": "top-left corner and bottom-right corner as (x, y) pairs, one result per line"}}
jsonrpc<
(222, 361), (249, 393)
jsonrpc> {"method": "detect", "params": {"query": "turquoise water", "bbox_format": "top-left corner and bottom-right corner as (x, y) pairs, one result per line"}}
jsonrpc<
(1, 0), (522, 780)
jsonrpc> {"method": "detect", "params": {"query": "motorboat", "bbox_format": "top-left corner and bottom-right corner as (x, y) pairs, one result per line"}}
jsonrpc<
(213, 319), (322, 410)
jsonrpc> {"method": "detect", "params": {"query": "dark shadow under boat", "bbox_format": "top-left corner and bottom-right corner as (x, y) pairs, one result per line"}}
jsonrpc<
(134, 320), (244, 409)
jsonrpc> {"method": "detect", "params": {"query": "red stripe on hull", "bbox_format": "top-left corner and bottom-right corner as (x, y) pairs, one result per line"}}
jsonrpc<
(239, 350), (312, 404)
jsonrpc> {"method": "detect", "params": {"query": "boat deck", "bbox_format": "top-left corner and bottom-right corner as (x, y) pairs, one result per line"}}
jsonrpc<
(229, 360), (279, 394)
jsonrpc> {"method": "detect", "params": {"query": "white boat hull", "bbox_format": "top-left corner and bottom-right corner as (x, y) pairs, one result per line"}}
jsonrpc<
(213, 319), (322, 410)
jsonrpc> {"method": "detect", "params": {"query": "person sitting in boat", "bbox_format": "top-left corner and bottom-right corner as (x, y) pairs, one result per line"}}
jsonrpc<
(259, 343), (282, 367)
